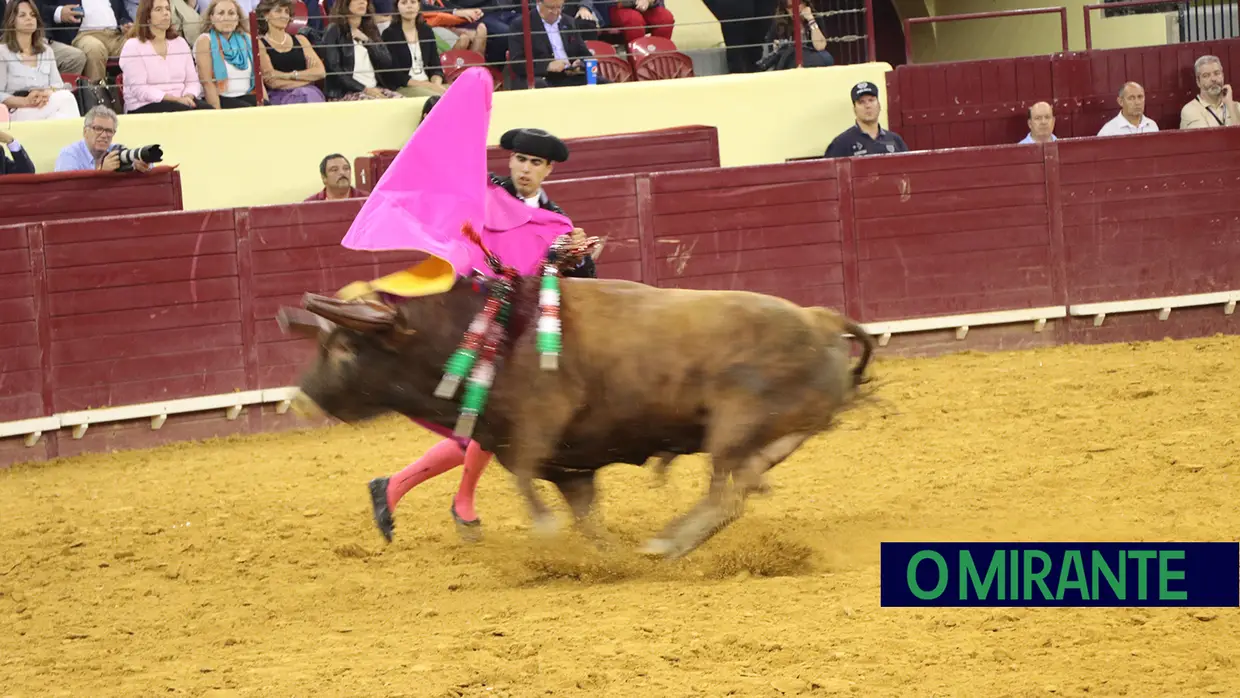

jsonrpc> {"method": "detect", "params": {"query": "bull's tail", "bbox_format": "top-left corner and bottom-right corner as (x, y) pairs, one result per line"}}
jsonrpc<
(840, 317), (875, 388)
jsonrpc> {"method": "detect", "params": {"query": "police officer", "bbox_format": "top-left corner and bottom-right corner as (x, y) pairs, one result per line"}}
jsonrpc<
(491, 127), (596, 278)
(824, 81), (909, 159)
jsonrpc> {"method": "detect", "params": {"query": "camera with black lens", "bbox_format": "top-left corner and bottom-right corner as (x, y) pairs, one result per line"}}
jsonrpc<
(114, 144), (164, 172)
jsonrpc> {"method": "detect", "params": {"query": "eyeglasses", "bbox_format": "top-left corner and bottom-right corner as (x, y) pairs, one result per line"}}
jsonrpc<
(88, 125), (116, 136)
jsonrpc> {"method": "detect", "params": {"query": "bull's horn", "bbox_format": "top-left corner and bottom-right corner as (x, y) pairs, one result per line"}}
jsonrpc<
(277, 307), (335, 338)
(302, 293), (398, 333)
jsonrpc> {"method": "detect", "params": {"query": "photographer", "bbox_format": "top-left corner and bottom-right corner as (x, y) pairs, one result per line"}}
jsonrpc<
(53, 105), (162, 173)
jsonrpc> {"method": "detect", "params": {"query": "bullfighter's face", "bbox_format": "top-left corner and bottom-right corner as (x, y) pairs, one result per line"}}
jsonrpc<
(509, 152), (553, 199)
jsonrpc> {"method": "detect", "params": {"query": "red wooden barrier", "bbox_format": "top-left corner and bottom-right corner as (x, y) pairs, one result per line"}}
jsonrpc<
(885, 37), (1240, 151)
(849, 144), (1059, 321)
(0, 166), (184, 227)
(0, 224), (42, 423)
(5, 126), (1240, 466)
(353, 125), (721, 193)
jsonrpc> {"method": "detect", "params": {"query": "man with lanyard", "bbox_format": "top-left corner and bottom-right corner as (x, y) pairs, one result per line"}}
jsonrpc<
(823, 81), (909, 159)
(1180, 55), (1240, 130)
(367, 126), (597, 544)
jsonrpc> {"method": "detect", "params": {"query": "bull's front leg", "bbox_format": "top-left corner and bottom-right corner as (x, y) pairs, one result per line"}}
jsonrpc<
(513, 472), (558, 537)
(552, 470), (619, 550)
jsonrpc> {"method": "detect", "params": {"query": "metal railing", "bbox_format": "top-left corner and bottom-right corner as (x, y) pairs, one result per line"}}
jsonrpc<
(904, 7), (1071, 64)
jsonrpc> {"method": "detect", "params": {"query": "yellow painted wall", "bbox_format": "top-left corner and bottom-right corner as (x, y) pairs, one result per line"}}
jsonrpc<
(13, 63), (890, 212)
(907, 0), (1171, 63)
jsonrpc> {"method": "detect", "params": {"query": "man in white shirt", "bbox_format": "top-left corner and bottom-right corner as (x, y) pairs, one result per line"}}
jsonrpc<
(63, 0), (133, 83)
(1097, 82), (1158, 137)
(1018, 101), (1057, 144)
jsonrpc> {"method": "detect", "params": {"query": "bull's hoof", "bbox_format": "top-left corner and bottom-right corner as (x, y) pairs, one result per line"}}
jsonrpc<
(638, 538), (676, 558)
(450, 502), (482, 543)
(531, 514), (559, 538)
(369, 477), (395, 543)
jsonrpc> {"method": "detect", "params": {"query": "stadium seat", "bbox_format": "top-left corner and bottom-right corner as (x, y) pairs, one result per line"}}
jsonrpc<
(289, 1), (308, 35)
(596, 55), (635, 83)
(627, 35), (678, 59)
(585, 40), (617, 57)
(440, 49), (486, 83)
(633, 52), (694, 81)
(60, 72), (83, 90)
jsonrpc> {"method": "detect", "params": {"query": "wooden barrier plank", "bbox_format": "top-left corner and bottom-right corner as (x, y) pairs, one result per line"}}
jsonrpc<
(56, 370), (249, 413)
(0, 167), (183, 226)
(0, 223), (42, 423)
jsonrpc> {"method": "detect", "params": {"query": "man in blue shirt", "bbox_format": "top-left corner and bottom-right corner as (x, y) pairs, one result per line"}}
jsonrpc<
(1018, 101), (1057, 144)
(54, 105), (152, 173)
(824, 81), (909, 158)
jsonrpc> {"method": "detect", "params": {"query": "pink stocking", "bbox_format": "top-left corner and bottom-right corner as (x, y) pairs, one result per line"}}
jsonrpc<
(452, 441), (491, 522)
(387, 438), (465, 511)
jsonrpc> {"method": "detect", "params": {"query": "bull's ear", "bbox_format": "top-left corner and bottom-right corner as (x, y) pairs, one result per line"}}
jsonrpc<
(302, 293), (398, 333)
(277, 306), (335, 340)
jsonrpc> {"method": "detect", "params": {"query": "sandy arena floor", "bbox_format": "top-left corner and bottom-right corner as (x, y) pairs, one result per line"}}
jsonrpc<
(2, 335), (1239, 697)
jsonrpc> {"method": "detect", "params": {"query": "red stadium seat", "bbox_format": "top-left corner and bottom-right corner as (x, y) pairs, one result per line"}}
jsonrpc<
(627, 35), (678, 59)
(595, 55), (634, 83)
(440, 49), (486, 83)
(289, 1), (309, 35)
(633, 52), (694, 81)
(60, 72), (84, 90)
(585, 40), (617, 57)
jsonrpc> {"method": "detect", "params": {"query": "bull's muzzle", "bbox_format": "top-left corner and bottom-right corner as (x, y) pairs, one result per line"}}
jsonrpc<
(289, 390), (324, 419)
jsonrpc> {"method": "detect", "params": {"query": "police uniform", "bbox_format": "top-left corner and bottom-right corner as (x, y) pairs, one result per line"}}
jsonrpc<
(492, 128), (596, 279)
(824, 81), (910, 159)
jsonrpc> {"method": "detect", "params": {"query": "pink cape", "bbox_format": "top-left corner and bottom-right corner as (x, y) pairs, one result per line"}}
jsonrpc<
(339, 67), (573, 277)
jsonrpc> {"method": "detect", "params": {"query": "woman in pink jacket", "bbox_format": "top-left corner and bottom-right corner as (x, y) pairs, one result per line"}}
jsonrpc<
(118, 0), (208, 113)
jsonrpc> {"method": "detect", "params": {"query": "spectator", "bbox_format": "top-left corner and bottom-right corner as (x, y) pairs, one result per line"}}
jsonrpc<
(31, 0), (87, 74)
(824, 81), (908, 158)
(65, 0), (132, 83)
(378, 0), (447, 98)
(508, 0), (601, 89)
(607, 0), (672, 44)
(758, 0), (831, 71)
(1181, 55), (1239, 129)
(478, 0), (518, 71)
(565, 0), (599, 41)
(255, 0), (326, 105)
(118, 0), (207, 113)
(306, 153), (364, 200)
(703, 0), (772, 74)
(1018, 101), (1056, 143)
(1098, 82), (1157, 137)
(54, 104), (153, 172)
(194, 0), (257, 108)
(0, 129), (35, 174)
(1, 0), (79, 120)
(319, 0), (403, 100)
(420, 92), (438, 120)
(122, 0), (201, 45)
(421, 0), (486, 54)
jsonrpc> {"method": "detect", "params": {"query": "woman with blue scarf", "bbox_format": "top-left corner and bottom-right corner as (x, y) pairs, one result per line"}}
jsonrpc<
(193, 0), (257, 108)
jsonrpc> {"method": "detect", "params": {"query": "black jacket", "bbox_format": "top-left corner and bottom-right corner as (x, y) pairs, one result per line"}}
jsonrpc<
(37, 0), (133, 44)
(0, 143), (35, 175)
(506, 11), (592, 82)
(490, 173), (596, 278)
(377, 21), (442, 91)
(318, 23), (394, 100)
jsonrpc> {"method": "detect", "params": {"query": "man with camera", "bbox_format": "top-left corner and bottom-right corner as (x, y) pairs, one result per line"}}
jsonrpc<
(53, 105), (162, 173)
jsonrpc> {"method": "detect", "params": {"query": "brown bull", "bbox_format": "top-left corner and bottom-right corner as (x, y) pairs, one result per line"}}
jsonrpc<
(284, 275), (875, 560)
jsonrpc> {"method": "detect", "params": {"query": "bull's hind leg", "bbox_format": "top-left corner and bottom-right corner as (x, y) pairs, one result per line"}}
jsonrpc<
(552, 470), (617, 549)
(640, 455), (739, 559)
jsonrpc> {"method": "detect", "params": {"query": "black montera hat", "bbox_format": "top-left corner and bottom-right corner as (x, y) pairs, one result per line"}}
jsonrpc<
(499, 128), (570, 163)
(851, 81), (880, 102)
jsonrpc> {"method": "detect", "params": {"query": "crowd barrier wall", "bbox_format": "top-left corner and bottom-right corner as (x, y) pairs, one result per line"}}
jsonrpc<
(8, 63), (889, 213)
(4, 125), (1239, 466)
(885, 36), (1240, 151)
(354, 126), (722, 193)
(0, 166), (183, 226)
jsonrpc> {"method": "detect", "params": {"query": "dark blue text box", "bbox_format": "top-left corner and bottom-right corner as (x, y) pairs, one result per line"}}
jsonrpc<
(881, 543), (1239, 607)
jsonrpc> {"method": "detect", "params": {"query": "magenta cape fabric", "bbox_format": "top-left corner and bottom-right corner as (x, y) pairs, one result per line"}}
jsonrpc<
(339, 66), (573, 277)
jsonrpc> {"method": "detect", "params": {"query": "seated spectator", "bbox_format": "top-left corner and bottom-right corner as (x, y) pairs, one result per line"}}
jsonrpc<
(54, 104), (153, 172)
(1098, 82), (1157, 137)
(421, 0), (486, 54)
(194, 0), (257, 108)
(31, 0), (87, 74)
(509, 0), (604, 89)
(123, 0), (202, 44)
(1018, 101), (1056, 143)
(420, 92), (439, 121)
(1181, 55), (1239, 129)
(65, 0), (133, 83)
(562, 1), (601, 41)
(378, 0), (447, 98)
(606, 0), (672, 44)
(824, 81), (908, 158)
(478, 0), (518, 69)
(118, 0), (208, 113)
(1, 0), (80, 121)
(306, 153), (364, 200)
(319, 0), (403, 100)
(255, 0), (326, 105)
(758, 0), (832, 71)
(0, 129), (35, 174)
